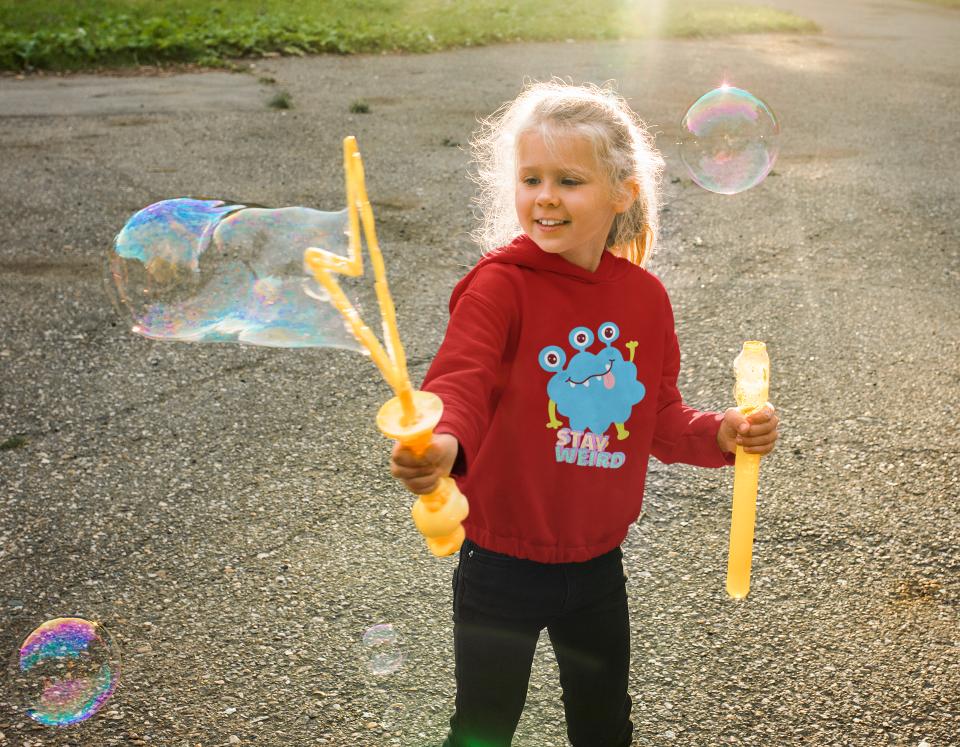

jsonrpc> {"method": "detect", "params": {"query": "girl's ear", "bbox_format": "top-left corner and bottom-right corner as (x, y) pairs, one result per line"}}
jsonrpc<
(613, 178), (640, 214)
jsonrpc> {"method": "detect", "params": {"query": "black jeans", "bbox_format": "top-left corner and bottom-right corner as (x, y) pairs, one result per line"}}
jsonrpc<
(443, 539), (632, 747)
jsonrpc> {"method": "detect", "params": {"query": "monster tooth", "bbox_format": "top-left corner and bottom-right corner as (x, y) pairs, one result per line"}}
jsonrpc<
(583, 380), (590, 387)
(569, 382), (576, 388)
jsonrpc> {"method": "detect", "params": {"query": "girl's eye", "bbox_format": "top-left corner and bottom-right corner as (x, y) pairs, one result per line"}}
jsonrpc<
(522, 177), (540, 186)
(561, 178), (581, 186)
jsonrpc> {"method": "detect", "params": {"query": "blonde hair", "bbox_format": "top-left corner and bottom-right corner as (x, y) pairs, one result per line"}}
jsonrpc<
(470, 80), (664, 266)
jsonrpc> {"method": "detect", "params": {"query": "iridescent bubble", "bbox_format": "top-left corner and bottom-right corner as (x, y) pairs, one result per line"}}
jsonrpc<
(13, 618), (120, 727)
(107, 198), (363, 350)
(381, 701), (406, 731)
(679, 85), (780, 195)
(361, 623), (403, 676)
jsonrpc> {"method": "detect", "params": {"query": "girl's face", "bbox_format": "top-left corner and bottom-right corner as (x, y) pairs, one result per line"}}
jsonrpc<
(515, 129), (633, 272)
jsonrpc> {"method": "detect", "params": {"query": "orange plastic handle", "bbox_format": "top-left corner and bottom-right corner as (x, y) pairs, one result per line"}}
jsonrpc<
(377, 391), (468, 557)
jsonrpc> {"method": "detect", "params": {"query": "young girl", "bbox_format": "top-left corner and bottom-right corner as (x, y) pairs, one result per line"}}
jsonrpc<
(391, 80), (779, 747)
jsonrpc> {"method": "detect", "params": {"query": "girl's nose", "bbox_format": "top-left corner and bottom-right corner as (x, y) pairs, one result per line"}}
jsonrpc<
(536, 184), (559, 206)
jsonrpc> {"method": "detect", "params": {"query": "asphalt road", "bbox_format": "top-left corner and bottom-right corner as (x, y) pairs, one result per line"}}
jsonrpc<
(1, 0), (958, 745)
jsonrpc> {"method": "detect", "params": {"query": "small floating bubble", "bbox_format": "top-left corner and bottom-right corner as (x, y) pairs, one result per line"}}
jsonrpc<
(13, 617), (120, 727)
(361, 623), (403, 676)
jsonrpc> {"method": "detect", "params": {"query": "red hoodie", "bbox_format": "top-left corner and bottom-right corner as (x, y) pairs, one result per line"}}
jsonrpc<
(423, 235), (733, 563)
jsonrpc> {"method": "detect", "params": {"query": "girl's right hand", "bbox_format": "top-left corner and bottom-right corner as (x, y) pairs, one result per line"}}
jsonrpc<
(389, 433), (459, 495)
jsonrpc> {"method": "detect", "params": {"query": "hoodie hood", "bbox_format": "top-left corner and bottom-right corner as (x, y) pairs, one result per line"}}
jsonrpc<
(449, 234), (633, 311)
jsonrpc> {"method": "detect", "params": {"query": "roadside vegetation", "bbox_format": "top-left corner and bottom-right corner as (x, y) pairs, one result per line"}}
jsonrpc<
(0, 0), (819, 72)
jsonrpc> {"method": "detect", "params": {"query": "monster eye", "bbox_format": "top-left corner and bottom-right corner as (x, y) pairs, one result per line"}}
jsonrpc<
(538, 345), (567, 372)
(598, 322), (619, 344)
(569, 326), (594, 351)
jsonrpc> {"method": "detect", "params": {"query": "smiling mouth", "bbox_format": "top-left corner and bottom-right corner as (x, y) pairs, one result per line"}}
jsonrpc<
(536, 219), (569, 227)
(566, 359), (615, 389)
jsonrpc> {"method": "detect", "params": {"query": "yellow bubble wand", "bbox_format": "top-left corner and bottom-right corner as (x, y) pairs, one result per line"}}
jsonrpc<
(303, 136), (468, 557)
(726, 341), (770, 598)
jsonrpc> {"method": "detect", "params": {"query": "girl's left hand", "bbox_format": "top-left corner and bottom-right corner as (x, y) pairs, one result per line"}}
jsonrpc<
(717, 404), (780, 456)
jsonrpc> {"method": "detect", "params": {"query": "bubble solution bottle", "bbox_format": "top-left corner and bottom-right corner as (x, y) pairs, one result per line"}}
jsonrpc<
(726, 341), (770, 599)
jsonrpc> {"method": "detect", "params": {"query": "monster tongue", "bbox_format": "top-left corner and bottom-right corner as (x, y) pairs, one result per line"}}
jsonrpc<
(603, 371), (616, 389)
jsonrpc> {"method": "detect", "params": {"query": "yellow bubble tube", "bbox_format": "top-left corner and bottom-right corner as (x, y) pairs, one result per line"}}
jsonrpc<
(726, 341), (770, 598)
(303, 137), (468, 557)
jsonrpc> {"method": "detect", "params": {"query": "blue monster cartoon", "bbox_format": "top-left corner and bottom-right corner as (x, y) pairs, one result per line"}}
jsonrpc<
(538, 322), (646, 440)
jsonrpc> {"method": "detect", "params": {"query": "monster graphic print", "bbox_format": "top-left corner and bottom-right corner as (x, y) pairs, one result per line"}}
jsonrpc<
(539, 322), (646, 469)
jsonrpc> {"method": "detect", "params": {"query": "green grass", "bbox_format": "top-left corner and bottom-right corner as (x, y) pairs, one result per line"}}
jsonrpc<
(267, 90), (292, 109)
(0, 435), (27, 450)
(0, 0), (819, 71)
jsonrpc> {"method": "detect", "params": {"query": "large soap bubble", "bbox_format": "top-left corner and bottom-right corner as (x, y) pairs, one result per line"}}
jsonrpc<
(107, 198), (363, 350)
(12, 618), (120, 727)
(679, 85), (780, 195)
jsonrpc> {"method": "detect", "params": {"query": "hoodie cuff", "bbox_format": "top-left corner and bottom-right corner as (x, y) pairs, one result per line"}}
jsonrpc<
(708, 411), (736, 466)
(435, 424), (469, 477)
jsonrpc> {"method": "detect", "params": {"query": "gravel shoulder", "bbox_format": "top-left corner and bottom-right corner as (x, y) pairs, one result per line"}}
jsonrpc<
(1, 0), (958, 745)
